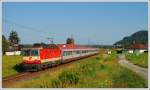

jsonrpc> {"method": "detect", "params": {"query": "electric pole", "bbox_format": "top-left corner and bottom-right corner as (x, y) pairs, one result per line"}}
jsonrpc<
(47, 37), (54, 44)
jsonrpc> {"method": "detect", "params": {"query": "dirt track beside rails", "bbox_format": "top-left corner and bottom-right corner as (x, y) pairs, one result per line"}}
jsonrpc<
(118, 54), (148, 80)
(3, 54), (98, 88)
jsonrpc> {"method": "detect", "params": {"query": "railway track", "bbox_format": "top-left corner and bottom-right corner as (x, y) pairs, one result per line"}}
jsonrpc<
(3, 54), (98, 88)
(3, 72), (29, 81)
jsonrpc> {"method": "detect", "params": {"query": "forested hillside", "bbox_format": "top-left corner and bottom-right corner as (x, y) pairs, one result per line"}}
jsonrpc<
(114, 30), (148, 47)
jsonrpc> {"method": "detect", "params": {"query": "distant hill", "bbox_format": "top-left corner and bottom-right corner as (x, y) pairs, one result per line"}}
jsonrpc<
(114, 30), (148, 47)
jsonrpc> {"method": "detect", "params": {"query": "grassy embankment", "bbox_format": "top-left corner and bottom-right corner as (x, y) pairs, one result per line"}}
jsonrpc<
(2, 55), (23, 78)
(9, 49), (147, 88)
(125, 53), (148, 68)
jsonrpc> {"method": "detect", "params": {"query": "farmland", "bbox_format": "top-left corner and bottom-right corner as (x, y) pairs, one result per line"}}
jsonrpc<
(4, 49), (147, 88)
(2, 55), (23, 78)
(125, 53), (148, 68)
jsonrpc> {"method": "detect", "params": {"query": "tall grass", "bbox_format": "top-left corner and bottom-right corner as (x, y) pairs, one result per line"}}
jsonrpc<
(112, 67), (147, 88)
(126, 53), (148, 68)
(51, 70), (79, 88)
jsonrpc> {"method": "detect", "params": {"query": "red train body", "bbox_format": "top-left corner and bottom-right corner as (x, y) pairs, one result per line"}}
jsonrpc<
(22, 44), (99, 71)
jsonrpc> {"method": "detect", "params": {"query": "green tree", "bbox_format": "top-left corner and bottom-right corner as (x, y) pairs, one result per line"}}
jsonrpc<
(2, 35), (9, 54)
(66, 38), (74, 44)
(9, 31), (20, 46)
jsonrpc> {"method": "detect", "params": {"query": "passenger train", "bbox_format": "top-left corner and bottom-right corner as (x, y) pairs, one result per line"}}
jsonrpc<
(22, 44), (99, 71)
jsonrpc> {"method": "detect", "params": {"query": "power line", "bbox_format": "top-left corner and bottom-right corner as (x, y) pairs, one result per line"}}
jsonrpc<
(3, 18), (48, 34)
(3, 18), (55, 43)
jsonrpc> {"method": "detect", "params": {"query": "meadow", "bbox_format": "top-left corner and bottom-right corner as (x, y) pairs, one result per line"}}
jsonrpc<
(125, 53), (148, 68)
(8, 49), (147, 88)
(2, 55), (23, 78)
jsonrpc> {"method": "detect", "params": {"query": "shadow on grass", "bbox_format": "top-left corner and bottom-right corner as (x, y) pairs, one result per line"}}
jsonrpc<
(13, 63), (24, 73)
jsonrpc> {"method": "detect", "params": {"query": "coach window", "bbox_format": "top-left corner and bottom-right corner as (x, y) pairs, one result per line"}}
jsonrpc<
(67, 51), (69, 56)
(72, 51), (75, 55)
(76, 51), (80, 54)
(70, 51), (72, 55)
(82, 51), (84, 53)
(67, 51), (70, 56)
(68, 51), (71, 55)
(63, 51), (66, 56)
(82, 50), (85, 53)
(75, 51), (77, 54)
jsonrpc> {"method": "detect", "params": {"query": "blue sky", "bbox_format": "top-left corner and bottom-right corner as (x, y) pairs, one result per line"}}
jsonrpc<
(3, 2), (148, 45)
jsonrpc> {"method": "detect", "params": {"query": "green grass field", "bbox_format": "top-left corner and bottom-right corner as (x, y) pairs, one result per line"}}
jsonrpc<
(9, 50), (147, 88)
(125, 53), (148, 68)
(2, 55), (23, 78)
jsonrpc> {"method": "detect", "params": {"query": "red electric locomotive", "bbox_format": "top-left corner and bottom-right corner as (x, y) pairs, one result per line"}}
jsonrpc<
(22, 44), (99, 71)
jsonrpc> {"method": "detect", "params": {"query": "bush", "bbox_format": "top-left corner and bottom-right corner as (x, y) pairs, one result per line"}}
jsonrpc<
(51, 70), (79, 88)
(59, 71), (79, 84)
(79, 64), (96, 76)
(100, 64), (105, 69)
(13, 63), (24, 72)
(95, 57), (100, 60)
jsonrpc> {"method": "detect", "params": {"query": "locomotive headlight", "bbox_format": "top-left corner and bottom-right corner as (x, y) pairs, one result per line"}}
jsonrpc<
(23, 56), (40, 61)
(30, 56), (40, 60)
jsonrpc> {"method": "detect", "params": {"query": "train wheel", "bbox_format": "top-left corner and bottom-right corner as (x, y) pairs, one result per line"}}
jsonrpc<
(36, 65), (41, 71)
(47, 62), (52, 68)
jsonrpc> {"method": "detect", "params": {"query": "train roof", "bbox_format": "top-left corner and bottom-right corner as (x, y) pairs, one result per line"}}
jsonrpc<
(57, 44), (98, 51)
(21, 44), (98, 51)
(22, 44), (59, 50)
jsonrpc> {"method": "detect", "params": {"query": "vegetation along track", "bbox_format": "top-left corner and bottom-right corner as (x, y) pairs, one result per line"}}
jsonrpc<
(3, 54), (97, 88)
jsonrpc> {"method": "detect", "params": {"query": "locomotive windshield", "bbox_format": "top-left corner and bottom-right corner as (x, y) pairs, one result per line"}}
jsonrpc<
(31, 50), (38, 56)
(22, 49), (39, 56)
(23, 50), (30, 56)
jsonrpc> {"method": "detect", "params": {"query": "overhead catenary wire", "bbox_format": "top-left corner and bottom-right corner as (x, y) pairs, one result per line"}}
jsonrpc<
(3, 18), (54, 43)
(3, 18), (48, 33)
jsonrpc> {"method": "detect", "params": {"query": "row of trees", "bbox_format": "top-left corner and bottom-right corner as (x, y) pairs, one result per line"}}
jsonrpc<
(2, 31), (20, 54)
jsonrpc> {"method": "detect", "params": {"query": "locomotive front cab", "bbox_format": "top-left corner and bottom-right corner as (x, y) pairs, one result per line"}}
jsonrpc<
(22, 48), (41, 71)
(23, 49), (40, 63)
